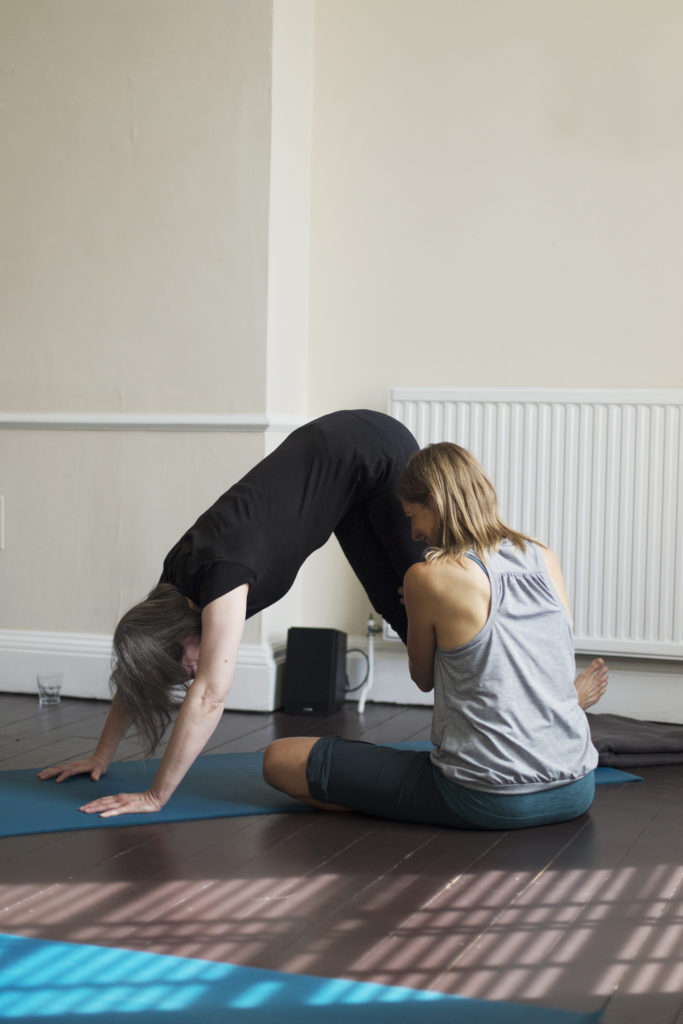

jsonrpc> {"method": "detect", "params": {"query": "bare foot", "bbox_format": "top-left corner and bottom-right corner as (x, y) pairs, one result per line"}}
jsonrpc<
(575, 657), (609, 710)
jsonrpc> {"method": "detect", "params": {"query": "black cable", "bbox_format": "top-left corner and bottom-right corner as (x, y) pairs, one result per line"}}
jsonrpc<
(344, 647), (370, 692)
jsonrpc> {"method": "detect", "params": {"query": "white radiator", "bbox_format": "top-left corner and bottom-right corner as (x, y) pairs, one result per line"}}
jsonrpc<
(390, 387), (683, 660)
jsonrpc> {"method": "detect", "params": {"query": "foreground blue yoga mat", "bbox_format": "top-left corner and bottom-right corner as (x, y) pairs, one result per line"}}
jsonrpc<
(0, 746), (641, 838)
(0, 932), (603, 1023)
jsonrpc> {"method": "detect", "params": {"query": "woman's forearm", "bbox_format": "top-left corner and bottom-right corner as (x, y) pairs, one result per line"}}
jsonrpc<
(145, 586), (249, 806)
(143, 584), (248, 806)
(146, 677), (225, 807)
(409, 660), (435, 692)
(93, 691), (135, 767)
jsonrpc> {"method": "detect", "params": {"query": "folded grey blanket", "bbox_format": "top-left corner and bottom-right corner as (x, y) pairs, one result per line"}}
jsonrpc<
(588, 712), (683, 767)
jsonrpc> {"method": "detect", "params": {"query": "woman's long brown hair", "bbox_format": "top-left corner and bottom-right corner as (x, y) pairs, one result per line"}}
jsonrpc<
(110, 583), (202, 754)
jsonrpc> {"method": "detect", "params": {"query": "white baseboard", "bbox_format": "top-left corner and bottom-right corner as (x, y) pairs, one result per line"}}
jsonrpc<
(0, 630), (422, 712)
(344, 638), (683, 724)
(1, 630), (680, 723)
(0, 630), (284, 712)
(344, 636), (433, 707)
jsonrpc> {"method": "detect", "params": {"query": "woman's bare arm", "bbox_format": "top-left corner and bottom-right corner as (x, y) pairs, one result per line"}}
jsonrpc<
(77, 584), (249, 817)
(403, 563), (438, 692)
(403, 556), (492, 693)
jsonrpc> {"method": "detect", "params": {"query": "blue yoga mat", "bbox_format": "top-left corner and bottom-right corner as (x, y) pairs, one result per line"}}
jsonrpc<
(0, 932), (603, 1023)
(0, 746), (641, 838)
(1, 751), (309, 837)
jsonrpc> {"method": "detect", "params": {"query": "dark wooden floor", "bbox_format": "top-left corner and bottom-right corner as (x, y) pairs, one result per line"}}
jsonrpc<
(1, 692), (682, 1023)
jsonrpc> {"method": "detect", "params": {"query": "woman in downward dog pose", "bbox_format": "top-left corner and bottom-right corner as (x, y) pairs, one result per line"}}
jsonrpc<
(39, 410), (426, 817)
(263, 442), (608, 830)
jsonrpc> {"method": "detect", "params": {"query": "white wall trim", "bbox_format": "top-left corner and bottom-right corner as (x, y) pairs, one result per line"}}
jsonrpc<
(0, 412), (306, 432)
(0, 630), (284, 712)
(0, 630), (113, 658)
(344, 635), (683, 724)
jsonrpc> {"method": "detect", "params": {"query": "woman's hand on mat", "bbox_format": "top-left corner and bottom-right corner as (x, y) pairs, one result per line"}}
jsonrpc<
(38, 755), (109, 784)
(78, 790), (162, 818)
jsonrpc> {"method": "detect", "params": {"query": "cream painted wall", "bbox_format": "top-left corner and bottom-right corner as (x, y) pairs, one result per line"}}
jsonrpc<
(299, 0), (683, 636)
(307, 0), (683, 413)
(265, 0), (314, 416)
(1, 0), (271, 414)
(0, 429), (266, 641)
(1, 0), (321, 652)
(0, 0), (279, 639)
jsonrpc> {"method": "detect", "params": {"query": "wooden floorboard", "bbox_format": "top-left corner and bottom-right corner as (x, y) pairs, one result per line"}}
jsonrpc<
(0, 693), (682, 1022)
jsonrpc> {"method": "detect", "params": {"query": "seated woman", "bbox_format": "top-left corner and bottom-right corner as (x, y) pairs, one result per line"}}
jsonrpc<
(263, 442), (608, 830)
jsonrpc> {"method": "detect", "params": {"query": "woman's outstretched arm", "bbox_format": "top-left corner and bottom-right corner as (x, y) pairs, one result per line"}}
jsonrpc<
(77, 584), (249, 817)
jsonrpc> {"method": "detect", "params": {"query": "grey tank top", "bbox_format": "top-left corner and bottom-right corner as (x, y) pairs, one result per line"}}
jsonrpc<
(430, 540), (598, 793)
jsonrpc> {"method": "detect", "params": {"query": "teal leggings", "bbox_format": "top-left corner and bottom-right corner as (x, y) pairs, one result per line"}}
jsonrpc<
(306, 736), (595, 830)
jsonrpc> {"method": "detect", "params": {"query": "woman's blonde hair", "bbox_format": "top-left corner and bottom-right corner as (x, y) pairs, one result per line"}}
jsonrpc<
(397, 442), (533, 563)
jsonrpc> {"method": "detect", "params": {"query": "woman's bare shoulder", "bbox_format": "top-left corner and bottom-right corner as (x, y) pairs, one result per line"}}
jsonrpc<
(404, 557), (473, 596)
(407, 557), (490, 650)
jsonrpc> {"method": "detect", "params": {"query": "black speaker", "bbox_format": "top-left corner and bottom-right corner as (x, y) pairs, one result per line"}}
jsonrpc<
(283, 627), (347, 715)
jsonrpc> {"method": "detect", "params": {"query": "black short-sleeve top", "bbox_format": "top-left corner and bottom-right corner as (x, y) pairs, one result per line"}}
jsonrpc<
(160, 409), (417, 616)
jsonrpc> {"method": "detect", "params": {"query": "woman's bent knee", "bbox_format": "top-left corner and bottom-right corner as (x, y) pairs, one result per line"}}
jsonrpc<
(262, 737), (318, 798)
(262, 740), (285, 788)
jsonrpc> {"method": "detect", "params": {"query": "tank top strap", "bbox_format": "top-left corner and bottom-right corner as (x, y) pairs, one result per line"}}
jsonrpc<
(466, 551), (490, 578)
